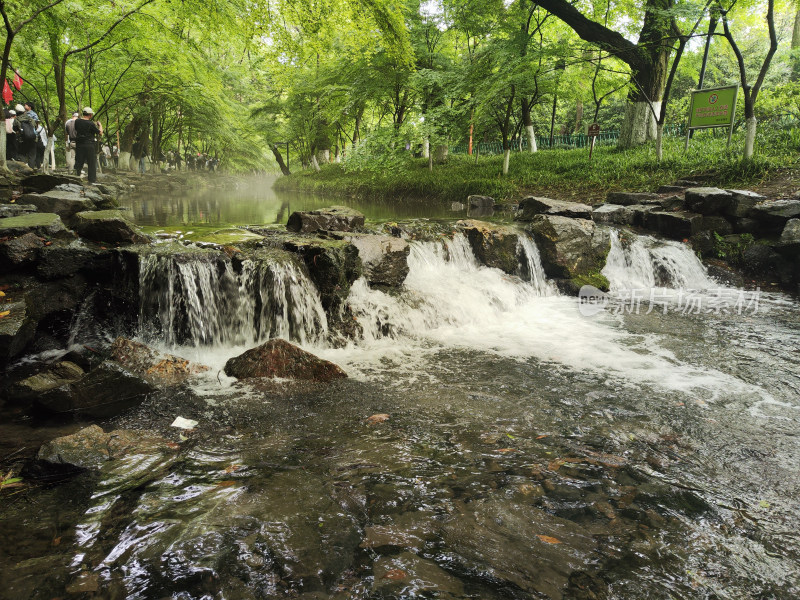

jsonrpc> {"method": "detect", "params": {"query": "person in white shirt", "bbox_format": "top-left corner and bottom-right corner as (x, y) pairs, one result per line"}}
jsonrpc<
(65, 112), (79, 170)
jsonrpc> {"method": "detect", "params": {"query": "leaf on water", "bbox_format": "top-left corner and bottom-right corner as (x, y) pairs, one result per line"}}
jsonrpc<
(758, 500), (770, 509)
(52, 536), (61, 547)
(382, 569), (407, 581)
(224, 464), (242, 474)
(536, 534), (562, 544)
(536, 435), (548, 440)
(0, 290), (5, 297)
(366, 413), (390, 425)
(0, 311), (10, 318)
(215, 481), (235, 488)
(506, 433), (515, 439)
(496, 448), (516, 453)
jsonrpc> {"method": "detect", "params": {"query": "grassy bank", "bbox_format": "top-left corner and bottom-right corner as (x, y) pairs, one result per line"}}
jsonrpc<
(274, 130), (799, 204)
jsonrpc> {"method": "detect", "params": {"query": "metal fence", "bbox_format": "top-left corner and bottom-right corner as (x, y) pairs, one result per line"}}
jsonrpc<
(449, 115), (798, 156)
(450, 123), (687, 155)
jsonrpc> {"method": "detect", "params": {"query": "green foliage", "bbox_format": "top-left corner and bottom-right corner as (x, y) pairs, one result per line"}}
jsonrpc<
(712, 232), (756, 265)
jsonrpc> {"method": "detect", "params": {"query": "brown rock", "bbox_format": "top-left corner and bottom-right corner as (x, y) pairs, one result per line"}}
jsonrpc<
(110, 337), (209, 386)
(224, 338), (347, 382)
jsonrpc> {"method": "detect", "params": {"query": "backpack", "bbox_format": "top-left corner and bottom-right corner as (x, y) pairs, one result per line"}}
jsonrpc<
(19, 119), (36, 142)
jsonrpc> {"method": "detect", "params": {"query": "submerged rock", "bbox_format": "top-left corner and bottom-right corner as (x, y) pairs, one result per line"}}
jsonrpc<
(110, 337), (209, 386)
(516, 196), (592, 220)
(37, 424), (167, 470)
(36, 360), (155, 417)
(457, 219), (520, 274)
(286, 206), (365, 234)
(10, 361), (85, 407)
(224, 338), (347, 382)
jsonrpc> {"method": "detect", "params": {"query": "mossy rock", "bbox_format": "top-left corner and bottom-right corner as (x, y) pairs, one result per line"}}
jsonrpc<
(0, 212), (71, 239)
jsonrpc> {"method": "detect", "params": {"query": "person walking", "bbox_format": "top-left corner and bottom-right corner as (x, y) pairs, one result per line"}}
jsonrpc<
(34, 119), (47, 168)
(65, 112), (79, 170)
(74, 107), (103, 183)
(14, 104), (37, 168)
(4, 109), (19, 160)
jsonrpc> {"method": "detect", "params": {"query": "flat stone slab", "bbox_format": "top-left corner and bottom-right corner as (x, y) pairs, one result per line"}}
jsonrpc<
(0, 204), (37, 218)
(286, 206), (365, 234)
(18, 190), (96, 219)
(644, 211), (704, 239)
(73, 209), (150, 244)
(21, 173), (84, 193)
(516, 196), (592, 220)
(605, 191), (661, 206)
(189, 228), (265, 246)
(592, 204), (631, 225)
(38, 425), (168, 470)
(0, 212), (71, 239)
(750, 199), (800, 221)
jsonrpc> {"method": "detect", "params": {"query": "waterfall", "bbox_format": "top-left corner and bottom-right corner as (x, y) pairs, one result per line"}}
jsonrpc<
(517, 235), (555, 296)
(602, 230), (716, 292)
(138, 251), (327, 347)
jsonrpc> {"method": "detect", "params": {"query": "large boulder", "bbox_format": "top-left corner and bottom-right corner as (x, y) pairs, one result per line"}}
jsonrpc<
(36, 244), (104, 280)
(779, 218), (800, 244)
(37, 425), (167, 470)
(0, 232), (43, 266)
(457, 219), (520, 274)
(644, 211), (704, 239)
(224, 338), (347, 382)
(286, 206), (365, 234)
(0, 301), (36, 361)
(775, 218), (800, 261)
(516, 196), (592, 220)
(749, 199), (800, 233)
(282, 237), (362, 311)
(35, 360), (154, 417)
(684, 187), (734, 215)
(110, 337), (209, 386)
(723, 190), (765, 218)
(0, 212), (72, 240)
(526, 215), (609, 280)
(468, 195), (494, 208)
(330, 232), (410, 288)
(21, 173), (83, 193)
(72, 209), (150, 244)
(592, 204), (631, 225)
(605, 191), (660, 206)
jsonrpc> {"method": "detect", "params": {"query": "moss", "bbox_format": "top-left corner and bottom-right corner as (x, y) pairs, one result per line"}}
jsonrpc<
(571, 270), (610, 292)
(0, 212), (61, 229)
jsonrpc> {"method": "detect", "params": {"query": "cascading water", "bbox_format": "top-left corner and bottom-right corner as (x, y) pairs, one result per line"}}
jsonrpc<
(137, 250), (327, 347)
(602, 229), (716, 291)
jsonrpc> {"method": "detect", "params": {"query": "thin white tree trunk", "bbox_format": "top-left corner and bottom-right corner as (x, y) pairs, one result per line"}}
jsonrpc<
(422, 137), (430, 159)
(311, 154), (321, 172)
(0, 126), (7, 172)
(43, 136), (56, 173)
(526, 125), (538, 153)
(119, 151), (132, 170)
(502, 149), (510, 175)
(656, 123), (664, 162)
(744, 116), (757, 160)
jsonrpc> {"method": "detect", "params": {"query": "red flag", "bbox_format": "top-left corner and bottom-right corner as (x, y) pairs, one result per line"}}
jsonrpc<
(2, 80), (12, 105)
(12, 71), (22, 90)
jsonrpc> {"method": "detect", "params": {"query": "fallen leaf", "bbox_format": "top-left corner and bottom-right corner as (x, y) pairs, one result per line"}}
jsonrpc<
(496, 448), (516, 453)
(536, 435), (548, 440)
(224, 464), (243, 474)
(382, 569), (407, 581)
(366, 413), (390, 425)
(0, 291), (5, 297)
(536, 534), (562, 544)
(758, 500), (770, 509)
(0, 310), (10, 318)
(214, 480), (235, 487)
(52, 536), (61, 547)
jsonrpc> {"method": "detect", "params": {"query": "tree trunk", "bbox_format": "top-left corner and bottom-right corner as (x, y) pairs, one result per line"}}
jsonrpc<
(0, 127), (6, 171)
(619, 100), (661, 148)
(791, 7), (800, 81)
(434, 144), (448, 163)
(656, 122), (664, 162)
(502, 149), (511, 175)
(744, 116), (757, 160)
(526, 125), (538, 152)
(311, 154), (321, 172)
(522, 98), (538, 153)
(270, 143), (290, 175)
(423, 137), (430, 159)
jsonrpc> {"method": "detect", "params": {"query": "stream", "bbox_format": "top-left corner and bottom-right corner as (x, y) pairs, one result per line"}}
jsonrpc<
(1, 179), (798, 599)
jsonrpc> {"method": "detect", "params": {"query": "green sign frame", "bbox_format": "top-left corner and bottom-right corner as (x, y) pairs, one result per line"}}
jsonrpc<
(685, 84), (739, 149)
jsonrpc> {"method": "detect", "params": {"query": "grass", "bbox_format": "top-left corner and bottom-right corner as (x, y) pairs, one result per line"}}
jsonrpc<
(274, 128), (799, 204)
